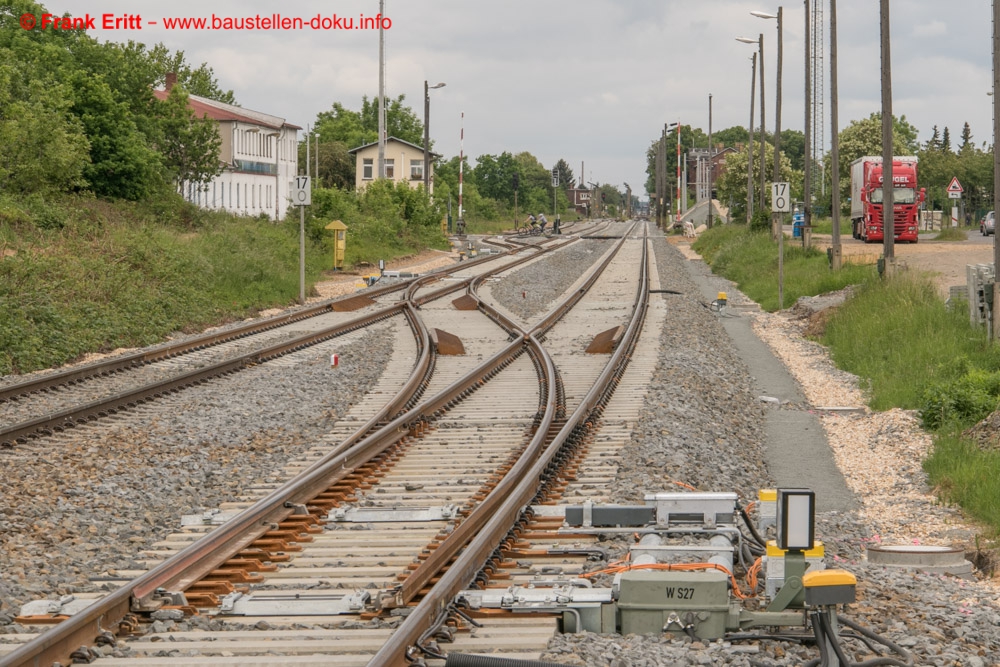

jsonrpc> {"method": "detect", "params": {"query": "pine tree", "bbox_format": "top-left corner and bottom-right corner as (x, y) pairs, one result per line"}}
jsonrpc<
(941, 126), (952, 153)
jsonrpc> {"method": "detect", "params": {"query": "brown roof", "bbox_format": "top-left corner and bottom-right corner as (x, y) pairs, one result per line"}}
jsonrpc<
(152, 90), (301, 130)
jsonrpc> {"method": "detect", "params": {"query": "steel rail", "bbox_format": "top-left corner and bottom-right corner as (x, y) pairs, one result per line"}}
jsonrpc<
(384, 224), (636, 608)
(0, 249), (511, 404)
(0, 303), (431, 667)
(0, 244), (556, 447)
(0, 233), (564, 666)
(0, 304), (406, 447)
(0, 226), (620, 667)
(369, 224), (650, 667)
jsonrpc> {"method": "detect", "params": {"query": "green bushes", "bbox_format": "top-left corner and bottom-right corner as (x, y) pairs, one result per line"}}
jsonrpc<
(920, 369), (1000, 430)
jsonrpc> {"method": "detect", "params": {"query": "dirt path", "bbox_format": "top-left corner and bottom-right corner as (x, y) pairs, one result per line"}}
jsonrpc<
(811, 233), (992, 300)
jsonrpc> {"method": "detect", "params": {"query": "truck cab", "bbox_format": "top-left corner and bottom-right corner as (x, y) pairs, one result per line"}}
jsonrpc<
(850, 156), (925, 244)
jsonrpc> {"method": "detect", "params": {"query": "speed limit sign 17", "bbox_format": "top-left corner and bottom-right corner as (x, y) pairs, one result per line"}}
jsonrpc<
(771, 182), (791, 213)
(292, 175), (311, 206)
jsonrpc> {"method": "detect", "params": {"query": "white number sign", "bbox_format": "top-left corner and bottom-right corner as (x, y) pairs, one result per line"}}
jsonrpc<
(292, 176), (311, 206)
(771, 182), (791, 213)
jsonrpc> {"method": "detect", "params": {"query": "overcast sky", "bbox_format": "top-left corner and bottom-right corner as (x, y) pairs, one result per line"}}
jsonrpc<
(44, 0), (994, 199)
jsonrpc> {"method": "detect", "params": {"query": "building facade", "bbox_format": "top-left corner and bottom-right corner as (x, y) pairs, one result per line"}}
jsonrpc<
(348, 137), (439, 193)
(154, 76), (300, 221)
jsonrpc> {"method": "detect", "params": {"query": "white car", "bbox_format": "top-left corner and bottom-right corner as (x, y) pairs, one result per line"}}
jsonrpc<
(981, 211), (995, 236)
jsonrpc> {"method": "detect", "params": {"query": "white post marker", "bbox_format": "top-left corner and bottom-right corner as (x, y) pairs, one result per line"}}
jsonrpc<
(292, 176), (311, 304)
(772, 182), (791, 310)
(330, 353), (339, 368)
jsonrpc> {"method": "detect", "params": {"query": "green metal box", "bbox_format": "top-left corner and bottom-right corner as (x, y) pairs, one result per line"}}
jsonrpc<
(617, 570), (730, 639)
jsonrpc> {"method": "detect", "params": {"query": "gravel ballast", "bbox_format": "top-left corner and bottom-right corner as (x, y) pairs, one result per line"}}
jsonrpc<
(3, 226), (999, 665)
(0, 324), (395, 612)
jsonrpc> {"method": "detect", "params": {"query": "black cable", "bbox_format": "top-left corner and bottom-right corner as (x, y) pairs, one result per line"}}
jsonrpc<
(725, 632), (814, 644)
(739, 506), (768, 548)
(838, 630), (884, 656)
(835, 615), (914, 667)
(810, 610), (831, 667)
(819, 609), (856, 667)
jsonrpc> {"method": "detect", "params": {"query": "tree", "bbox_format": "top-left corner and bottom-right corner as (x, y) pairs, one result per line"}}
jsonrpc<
(151, 83), (223, 189)
(473, 152), (518, 204)
(926, 125), (941, 151)
(715, 140), (795, 224)
(959, 122), (974, 154)
(941, 126), (952, 153)
(0, 52), (89, 194)
(314, 102), (370, 149)
(553, 158), (574, 189)
(298, 136), (355, 190)
(70, 71), (163, 200)
(360, 95), (423, 146)
(147, 46), (236, 105)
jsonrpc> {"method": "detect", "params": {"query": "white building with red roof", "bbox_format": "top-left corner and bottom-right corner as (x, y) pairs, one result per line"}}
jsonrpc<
(154, 74), (300, 221)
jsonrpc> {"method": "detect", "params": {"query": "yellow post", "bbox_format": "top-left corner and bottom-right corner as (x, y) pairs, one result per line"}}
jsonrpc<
(324, 220), (348, 270)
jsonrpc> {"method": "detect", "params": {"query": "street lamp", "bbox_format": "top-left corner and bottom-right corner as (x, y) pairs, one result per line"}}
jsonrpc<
(423, 81), (445, 194)
(737, 40), (759, 224)
(752, 8), (782, 242)
(668, 121), (680, 226)
(738, 34), (766, 218)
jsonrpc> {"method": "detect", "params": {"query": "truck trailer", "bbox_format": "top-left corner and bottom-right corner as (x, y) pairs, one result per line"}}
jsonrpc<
(850, 156), (924, 243)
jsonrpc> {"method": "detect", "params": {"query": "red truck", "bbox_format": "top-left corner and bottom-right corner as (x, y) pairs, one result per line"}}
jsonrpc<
(850, 156), (925, 243)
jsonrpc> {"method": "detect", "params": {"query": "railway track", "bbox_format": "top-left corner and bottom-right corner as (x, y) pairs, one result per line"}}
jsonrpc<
(0, 235), (567, 449)
(1, 222), (640, 664)
(4, 222), (634, 664)
(1, 222), (945, 666)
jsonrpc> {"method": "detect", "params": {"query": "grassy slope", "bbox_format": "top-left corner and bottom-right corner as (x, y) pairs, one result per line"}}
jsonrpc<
(2, 196), (338, 375)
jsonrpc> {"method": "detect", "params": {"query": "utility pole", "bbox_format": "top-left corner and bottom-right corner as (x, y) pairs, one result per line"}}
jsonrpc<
(758, 33), (767, 216)
(377, 0), (386, 180)
(880, 0), (895, 272)
(830, 0), (842, 269)
(655, 129), (663, 228)
(803, 0), (812, 246)
(992, 0), (1000, 338)
(675, 120), (682, 225)
(748, 52), (757, 224)
(708, 93), (714, 228)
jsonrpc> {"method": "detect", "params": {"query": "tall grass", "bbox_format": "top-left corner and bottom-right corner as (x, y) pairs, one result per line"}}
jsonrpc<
(821, 275), (1000, 410)
(924, 429), (1000, 528)
(693, 225), (873, 312)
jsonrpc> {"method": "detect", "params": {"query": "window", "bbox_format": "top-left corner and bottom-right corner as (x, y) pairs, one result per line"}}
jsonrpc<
(384, 159), (395, 179)
(410, 159), (424, 180)
(363, 158), (374, 180)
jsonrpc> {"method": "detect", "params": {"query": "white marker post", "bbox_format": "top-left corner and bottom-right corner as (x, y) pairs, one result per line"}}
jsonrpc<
(292, 175), (312, 304)
(772, 182), (791, 309)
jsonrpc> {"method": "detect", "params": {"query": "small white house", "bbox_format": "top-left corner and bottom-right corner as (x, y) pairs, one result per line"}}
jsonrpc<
(348, 137), (439, 193)
(154, 74), (300, 221)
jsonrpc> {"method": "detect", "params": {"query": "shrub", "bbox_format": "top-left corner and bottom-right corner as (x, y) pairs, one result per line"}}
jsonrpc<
(921, 369), (1000, 430)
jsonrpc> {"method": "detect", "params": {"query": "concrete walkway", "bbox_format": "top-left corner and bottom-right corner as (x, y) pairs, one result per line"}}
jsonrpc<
(673, 242), (858, 514)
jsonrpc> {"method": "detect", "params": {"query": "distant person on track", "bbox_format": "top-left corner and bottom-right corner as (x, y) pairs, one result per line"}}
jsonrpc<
(537, 213), (548, 233)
